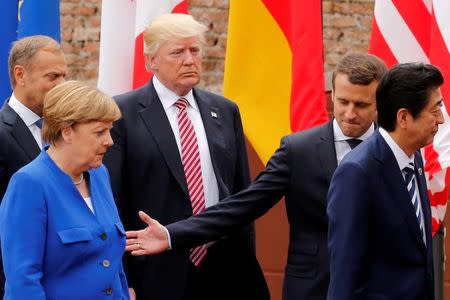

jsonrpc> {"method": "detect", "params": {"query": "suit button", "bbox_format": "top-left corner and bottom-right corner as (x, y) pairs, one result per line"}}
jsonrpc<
(105, 288), (113, 295)
(102, 259), (110, 267)
(100, 232), (107, 240)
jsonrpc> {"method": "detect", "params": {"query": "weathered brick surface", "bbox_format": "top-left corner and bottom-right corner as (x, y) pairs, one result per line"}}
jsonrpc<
(60, 0), (101, 86)
(323, 0), (375, 72)
(60, 0), (375, 92)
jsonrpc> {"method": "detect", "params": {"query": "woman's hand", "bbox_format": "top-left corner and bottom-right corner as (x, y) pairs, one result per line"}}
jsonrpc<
(125, 211), (169, 255)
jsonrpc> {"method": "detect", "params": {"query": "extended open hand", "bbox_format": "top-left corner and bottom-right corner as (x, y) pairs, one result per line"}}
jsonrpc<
(125, 211), (170, 256)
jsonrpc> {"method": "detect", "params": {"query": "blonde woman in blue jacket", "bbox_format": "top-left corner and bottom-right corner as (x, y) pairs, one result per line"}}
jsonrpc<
(0, 81), (130, 300)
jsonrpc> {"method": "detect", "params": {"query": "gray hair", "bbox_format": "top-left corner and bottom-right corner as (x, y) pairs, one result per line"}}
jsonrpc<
(8, 35), (61, 88)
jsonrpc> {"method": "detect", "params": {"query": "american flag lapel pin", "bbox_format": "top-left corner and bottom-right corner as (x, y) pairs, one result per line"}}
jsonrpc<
(211, 111), (218, 118)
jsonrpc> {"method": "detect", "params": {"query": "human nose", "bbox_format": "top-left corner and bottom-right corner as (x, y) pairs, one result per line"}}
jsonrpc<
(437, 108), (444, 125)
(345, 104), (357, 120)
(183, 50), (194, 65)
(105, 131), (114, 147)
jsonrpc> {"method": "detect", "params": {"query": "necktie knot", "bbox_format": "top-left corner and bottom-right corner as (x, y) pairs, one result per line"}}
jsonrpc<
(175, 98), (188, 111)
(403, 162), (415, 176)
(35, 118), (43, 129)
(346, 138), (362, 149)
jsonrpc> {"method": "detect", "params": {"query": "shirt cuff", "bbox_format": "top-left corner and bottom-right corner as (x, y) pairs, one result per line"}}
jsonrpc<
(163, 226), (172, 250)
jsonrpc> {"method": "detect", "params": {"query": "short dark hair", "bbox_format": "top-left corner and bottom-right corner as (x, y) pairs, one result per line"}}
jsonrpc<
(376, 63), (444, 131)
(332, 52), (387, 89)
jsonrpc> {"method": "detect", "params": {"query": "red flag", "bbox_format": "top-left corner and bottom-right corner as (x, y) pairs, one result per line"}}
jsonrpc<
(370, 0), (450, 235)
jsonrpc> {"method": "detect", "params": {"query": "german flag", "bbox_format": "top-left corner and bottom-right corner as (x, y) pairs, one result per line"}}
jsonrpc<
(223, 0), (328, 163)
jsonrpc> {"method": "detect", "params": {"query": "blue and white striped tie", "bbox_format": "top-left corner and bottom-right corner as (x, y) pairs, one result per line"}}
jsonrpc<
(403, 163), (426, 244)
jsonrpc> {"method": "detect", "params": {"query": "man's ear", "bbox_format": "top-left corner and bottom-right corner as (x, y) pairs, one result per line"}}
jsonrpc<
(145, 54), (157, 73)
(13, 65), (26, 87)
(396, 108), (409, 129)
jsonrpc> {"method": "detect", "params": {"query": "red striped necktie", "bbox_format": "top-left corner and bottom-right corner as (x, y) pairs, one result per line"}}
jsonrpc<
(175, 98), (207, 267)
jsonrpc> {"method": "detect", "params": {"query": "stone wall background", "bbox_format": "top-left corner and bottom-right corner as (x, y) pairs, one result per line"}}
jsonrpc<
(60, 0), (375, 93)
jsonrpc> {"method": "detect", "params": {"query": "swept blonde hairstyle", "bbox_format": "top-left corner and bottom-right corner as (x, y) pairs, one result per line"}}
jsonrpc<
(143, 13), (207, 55)
(42, 80), (121, 145)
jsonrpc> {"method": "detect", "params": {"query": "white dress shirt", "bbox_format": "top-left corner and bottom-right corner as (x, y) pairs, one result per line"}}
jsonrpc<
(153, 76), (220, 209)
(379, 128), (425, 242)
(333, 118), (375, 164)
(8, 93), (43, 149)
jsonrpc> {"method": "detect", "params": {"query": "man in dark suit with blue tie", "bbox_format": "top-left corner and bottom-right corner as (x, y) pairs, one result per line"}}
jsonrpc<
(0, 35), (67, 198)
(0, 35), (67, 297)
(327, 63), (444, 299)
(124, 52), (387, 299)
(103, 14), (268, 300)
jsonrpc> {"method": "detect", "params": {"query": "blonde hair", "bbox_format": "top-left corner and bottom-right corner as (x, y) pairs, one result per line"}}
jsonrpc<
(42, 80), (121, 145)
(143, 14), (207, 55)
(8, 35), (61, 88)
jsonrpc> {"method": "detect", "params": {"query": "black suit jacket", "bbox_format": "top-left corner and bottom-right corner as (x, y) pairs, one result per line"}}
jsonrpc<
(327, 130), (434, 299)
(166, 120), (338, 300)
(0, 100), (41, 297)
(103, 81), (269, 300)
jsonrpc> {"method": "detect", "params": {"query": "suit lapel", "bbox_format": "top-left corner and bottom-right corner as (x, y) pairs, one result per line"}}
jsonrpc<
(374, 132), (427, 252)
(317, 120), (338, 185)
(194, 89), (229, 197)
(138, 82), (190, 198)
(1, 102), (40, 159)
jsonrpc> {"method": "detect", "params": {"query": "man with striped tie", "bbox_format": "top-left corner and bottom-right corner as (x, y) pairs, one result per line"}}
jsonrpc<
(103, 13), (268, 300)
(327, 63), (444, 300)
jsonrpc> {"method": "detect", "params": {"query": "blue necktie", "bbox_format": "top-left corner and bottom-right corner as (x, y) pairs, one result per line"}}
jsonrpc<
(35, 118), (43, 129)
(403, 163), (426, 244)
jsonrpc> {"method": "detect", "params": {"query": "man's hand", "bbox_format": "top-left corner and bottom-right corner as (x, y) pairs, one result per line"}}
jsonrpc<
(125, 211), (170, 255)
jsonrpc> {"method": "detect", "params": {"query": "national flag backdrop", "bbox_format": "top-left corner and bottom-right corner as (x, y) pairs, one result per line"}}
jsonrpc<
(223, 0), (328, 163)
(98, 0), (188, 96)
(0, 0), (60, 105)
(370, 0), (450, 235)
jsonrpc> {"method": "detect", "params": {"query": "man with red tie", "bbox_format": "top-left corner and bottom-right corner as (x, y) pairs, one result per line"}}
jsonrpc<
(103, 13), (268, 300)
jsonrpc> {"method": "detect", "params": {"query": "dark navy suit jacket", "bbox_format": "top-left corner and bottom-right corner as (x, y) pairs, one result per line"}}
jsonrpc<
(0, 100), (41, 297)
(166, 120), (338, 299)
(0, 100), (40, 198)
(103, 81), (268, 300)
(327, 130), (434, 300)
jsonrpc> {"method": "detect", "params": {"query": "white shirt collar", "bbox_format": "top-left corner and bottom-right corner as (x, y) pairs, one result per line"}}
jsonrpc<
(333, 118), (375, 142)
(8, 93), (41, 126)
(379, 127), (414, 170)
(152, 75), (198, 112)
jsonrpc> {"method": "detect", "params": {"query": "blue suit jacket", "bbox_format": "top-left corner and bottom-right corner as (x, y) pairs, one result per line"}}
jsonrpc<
(0, 150), (129, 300)
(327, 130), (434, 300)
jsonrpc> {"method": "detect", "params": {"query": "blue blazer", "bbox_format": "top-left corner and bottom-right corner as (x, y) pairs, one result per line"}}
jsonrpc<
(0, 150), (130, 300)
(327, 130), (434, 300)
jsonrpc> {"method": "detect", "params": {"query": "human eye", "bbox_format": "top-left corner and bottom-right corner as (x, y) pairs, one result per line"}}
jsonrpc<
(190, 47), (200, 55)
(356, 102), (369, 108)
(170, 49), (183, 56)
(46, 73), (58, 80)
